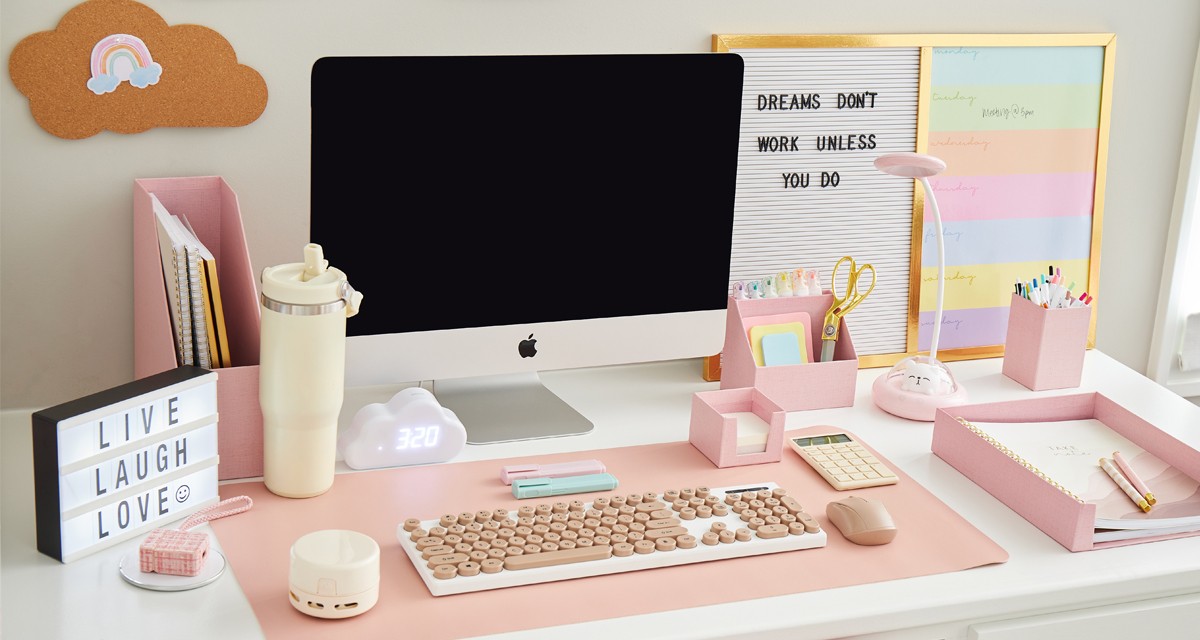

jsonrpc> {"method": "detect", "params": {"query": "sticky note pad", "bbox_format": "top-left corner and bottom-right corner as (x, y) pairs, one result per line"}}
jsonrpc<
(748, 318), (813, 366)
(761, 332), (803, 366)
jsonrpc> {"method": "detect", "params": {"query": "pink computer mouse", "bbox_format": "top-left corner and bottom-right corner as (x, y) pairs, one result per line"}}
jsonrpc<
(825, 495), (897, 546)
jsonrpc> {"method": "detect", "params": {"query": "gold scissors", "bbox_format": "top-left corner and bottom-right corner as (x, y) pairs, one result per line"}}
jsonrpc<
(820, 256), (876, 362)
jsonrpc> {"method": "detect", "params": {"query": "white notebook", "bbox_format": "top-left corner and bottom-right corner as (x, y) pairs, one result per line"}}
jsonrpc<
(968, 418), (1200, 542)
(151, 195), (194, 366)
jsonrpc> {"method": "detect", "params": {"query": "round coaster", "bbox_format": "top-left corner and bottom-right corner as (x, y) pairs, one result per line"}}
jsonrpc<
(118, 549), (226, 592)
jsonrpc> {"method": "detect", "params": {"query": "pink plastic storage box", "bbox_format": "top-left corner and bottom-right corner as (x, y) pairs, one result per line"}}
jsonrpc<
(719, 295), (857, 411)
(133, 177), (264, 480)
(689, 387), (786, 468)
(1002, 294), (1092, 391)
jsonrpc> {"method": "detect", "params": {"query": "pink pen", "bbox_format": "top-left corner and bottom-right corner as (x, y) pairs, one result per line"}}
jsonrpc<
(1113, 450), (1155, 505)
(500, 459), (607, 485)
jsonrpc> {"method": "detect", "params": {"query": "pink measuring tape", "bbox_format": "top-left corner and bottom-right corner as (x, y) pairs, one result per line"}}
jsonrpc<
(138, 495), (253, 577)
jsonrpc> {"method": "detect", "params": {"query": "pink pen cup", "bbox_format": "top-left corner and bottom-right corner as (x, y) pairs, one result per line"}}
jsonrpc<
(1002, 294), (1093, 391)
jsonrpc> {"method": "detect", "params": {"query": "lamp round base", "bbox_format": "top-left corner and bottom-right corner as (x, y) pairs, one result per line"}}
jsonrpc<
(871, 356), (970, 422)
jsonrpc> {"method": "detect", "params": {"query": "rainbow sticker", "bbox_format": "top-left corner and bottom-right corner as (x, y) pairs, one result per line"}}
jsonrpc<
(87, 34), (162, 95)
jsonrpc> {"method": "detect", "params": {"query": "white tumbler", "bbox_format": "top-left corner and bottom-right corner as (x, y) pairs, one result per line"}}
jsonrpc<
(260, 243), (363, 498)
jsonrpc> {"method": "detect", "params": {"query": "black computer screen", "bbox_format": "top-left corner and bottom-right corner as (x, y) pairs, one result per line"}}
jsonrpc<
(311, 53), (745, 337)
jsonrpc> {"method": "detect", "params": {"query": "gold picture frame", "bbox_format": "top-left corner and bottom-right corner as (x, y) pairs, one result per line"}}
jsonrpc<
(714, 34), (1115, 368)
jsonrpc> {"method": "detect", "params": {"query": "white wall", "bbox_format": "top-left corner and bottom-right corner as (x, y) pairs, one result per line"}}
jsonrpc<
(3, 0), (1198, 409)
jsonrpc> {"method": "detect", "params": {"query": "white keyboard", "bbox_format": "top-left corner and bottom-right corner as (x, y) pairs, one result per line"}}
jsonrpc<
(397, 481), (827, 596)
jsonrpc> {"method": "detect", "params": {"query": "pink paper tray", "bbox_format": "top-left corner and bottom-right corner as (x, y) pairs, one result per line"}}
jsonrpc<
(932, 393), (1200, 551)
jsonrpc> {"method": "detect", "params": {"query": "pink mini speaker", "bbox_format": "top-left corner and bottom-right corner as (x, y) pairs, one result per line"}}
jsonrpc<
(139, 528), (210, 577)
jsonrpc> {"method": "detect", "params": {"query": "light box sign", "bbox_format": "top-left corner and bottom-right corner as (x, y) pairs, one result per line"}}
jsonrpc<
(32, 366), (220, 563)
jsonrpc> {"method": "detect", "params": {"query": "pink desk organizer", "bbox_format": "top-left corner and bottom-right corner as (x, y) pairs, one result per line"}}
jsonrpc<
(932, 393), (1200, 552)
(719, 295), (857, 411)
(688, 387), (785, 468)
(1002, 294), (1092, 391)
(133, 177), (264, 480)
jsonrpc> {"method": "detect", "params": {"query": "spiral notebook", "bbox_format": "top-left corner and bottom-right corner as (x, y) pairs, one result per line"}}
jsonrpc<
(151, 196), (194, 366)
(150, 194), (230, 369)
(957, 418), (1200, 542)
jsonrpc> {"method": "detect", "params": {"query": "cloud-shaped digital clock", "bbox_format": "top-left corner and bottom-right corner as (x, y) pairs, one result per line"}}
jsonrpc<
(339, 388), (467, 470)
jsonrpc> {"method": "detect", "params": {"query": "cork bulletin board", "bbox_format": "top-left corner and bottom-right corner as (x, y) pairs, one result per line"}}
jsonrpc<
(8, 0), (267, 139)
(715, 34), (1115, 367)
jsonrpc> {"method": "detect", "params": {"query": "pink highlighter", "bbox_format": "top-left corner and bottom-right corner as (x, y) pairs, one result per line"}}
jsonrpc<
(500, 459), (606, 485)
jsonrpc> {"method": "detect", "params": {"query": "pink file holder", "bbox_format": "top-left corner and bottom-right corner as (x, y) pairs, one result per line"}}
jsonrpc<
(688, 387), (786, 468)
(932, 393), (1200, 552)
(133, 177), (264, 480)
(719, 295), (857, 411)
(1002, 293), (1092, 391)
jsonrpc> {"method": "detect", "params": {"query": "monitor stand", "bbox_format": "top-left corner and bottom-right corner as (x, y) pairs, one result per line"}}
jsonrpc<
(431, 372), (594, 444)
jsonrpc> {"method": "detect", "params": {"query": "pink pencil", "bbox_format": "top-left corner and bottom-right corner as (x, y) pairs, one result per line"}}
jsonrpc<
(1113, 451), (1156, 505)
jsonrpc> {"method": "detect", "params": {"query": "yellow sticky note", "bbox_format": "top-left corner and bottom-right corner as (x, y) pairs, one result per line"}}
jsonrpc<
(748, 322), (812, 367)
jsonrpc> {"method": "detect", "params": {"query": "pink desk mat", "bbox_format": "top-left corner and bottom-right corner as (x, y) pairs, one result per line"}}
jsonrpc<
(210, 428), (1008, 638)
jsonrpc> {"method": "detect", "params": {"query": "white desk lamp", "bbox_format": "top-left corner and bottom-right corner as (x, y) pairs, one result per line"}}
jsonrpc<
(871, 152), (969, 421)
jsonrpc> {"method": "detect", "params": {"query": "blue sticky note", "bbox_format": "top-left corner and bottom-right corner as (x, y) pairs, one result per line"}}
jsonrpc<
(761, 332), (803, 366)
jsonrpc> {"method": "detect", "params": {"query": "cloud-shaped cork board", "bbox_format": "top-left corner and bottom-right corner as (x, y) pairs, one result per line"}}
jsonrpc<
(8, 0), (267, 139)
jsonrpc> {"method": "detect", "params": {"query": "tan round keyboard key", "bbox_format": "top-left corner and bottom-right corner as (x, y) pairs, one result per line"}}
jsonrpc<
(635, 501), (667, 513)
(780, 495), (804, 515)
(421, 544), (454, 560)
(633, 540), (656, 554)
(480, 558), (504, 574)
(644, 526), (688, 541)
(427, 552), (469, 569)
(415, 536), (445, 551)
(503, 544), (613, 570)
(756, 524), (789, 539)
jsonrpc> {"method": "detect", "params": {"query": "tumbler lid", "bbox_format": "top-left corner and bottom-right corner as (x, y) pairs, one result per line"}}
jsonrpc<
(261, 244), (362, 315)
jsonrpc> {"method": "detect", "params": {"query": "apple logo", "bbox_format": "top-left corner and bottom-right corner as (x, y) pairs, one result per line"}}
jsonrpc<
(518, 333), (538, 358)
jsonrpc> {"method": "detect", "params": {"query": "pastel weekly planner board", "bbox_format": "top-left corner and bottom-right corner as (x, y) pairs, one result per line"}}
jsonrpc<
(714, 34), (1114, 367)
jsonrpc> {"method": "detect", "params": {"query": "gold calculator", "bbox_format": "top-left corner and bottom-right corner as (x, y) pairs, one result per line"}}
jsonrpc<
(787, 432), (899, 491)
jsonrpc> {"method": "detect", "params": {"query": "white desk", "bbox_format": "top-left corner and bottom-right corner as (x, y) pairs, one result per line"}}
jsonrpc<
(4, 350), (1200, 639)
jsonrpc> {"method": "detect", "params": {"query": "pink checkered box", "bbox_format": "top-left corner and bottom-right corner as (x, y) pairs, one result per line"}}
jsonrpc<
(139, 528), (210, 576)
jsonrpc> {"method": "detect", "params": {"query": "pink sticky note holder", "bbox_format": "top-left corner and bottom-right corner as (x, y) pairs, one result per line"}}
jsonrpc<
(1001, 294), (1092, 391)
(719, 296), (857, 411)
(688, 386), (786, 468)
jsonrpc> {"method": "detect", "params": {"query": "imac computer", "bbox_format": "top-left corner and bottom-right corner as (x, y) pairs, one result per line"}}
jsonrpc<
(310, 53), (745, 444)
